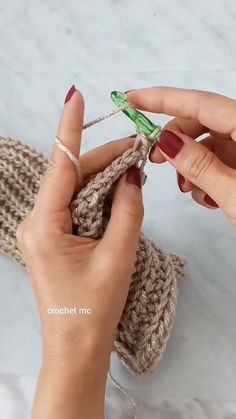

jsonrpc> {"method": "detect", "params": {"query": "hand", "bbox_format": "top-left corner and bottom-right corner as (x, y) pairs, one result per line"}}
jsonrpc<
(16, 86), (143, 419)
(127, 87), (236, 227)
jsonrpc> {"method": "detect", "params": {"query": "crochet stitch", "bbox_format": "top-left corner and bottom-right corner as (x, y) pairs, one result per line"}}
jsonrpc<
(0, 135), (185, 375)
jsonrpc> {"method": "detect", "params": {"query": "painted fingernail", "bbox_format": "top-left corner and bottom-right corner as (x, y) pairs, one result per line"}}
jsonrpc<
(149, 143), (156, 162)
(126, 166), (141, 189)
(177, 172), (185, 193)
(204, 194), (219, 208)
(156, 130), (184, 158)
(64, 84), (76, 104)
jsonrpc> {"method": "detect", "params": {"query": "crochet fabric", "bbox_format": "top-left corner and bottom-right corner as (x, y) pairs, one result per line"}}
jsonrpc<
(0, 136), (185, 375)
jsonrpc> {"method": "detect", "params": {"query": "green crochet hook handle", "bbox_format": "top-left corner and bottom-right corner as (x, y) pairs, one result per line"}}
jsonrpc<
(111, 91), (161, 144)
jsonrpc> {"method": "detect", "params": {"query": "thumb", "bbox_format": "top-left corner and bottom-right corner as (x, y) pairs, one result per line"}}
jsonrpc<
(101, 166), (143, 261)
(150, 129), (236, 209)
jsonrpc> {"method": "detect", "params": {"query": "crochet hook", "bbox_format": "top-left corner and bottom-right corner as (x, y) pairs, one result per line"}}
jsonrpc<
(111, 91), (162, 145)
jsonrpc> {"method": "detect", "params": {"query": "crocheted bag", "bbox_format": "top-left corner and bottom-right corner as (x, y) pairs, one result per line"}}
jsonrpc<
(0, 136), (185, 375)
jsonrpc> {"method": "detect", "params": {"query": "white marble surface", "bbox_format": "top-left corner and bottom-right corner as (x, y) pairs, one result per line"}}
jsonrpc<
(1, 373), (236, 419)
(0, 0), (236, 416)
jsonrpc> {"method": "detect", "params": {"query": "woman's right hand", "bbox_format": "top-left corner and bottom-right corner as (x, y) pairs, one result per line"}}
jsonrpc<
(127, 87), (236, 227)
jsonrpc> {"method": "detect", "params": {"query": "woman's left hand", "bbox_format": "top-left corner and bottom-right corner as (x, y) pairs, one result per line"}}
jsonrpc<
(16, 86), (143, 419)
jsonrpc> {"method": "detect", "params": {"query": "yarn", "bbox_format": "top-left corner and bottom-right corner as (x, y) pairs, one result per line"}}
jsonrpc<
(0, 134), (185, 375)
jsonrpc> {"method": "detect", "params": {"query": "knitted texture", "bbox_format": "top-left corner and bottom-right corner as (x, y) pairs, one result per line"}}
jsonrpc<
(0, 136), (185, 375)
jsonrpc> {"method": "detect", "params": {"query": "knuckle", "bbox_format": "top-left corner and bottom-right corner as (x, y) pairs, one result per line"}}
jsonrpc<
(16, 217), (50, 255)
(16, 222), (24, 246)
(22, 230), (37, 251)
(45, 154), (72, 181)
(198, 90), (216, 105)
(45, 156), (59, 178)
(122, 200), (144, 220)
(200, 90), (216, 101)
(16, 225), (35, 253)
(184, 148), (215, 180)
(137, 201), (144, 220)
(221, 174), (236, 222)
(196, 90), (217, 120)
(16, 215), (32, 246)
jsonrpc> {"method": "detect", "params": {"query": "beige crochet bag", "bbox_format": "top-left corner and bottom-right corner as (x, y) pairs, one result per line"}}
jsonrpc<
(0, 136), (185, 375)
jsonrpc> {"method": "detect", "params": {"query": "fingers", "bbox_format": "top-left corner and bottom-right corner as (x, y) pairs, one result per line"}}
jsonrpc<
(191, 186), (219, 209)
(79, 135), (135, 179)
(177, 171), (192, 193)
(165, 117), (207, 138)
(150, 129), (236, 210)
(35, 86), (84, 214)
(127, 87), (236, 140)
(176, 136), (215, 194)
(101, 167), (143, 262)
(176, 135), (236, 209)
(150, 117), (208, 164)
(178, 135), (236, 209)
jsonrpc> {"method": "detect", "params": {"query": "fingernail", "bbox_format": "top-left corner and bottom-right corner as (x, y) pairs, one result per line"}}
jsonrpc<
(204, 194), (219, 208)
(156, 130), (184, 158)
(64, 84), (76, 104)
(149, 143), (156, 162)
(126, 166), (141, 189)
(177, 172), (185, 193)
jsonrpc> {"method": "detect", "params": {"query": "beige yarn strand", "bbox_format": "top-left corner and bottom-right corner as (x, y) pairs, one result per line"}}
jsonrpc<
(55, 103), (132, 183)
(107, 370), (137, 419)
(83, 103), (130, 129)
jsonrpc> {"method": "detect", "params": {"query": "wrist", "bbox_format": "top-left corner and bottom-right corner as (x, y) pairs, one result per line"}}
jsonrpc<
(42, 328), (112, 379)
(33, 341), (108, 419)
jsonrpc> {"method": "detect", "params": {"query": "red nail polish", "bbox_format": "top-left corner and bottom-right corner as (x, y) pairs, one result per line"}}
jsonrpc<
(177, 172), (185, 192)
(126, 166), (141, 189)
(204, 194), (219, 208)
(149, 144), (156, 162)
(64, 85), (76, 104)
(156, 130), (184, 158)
